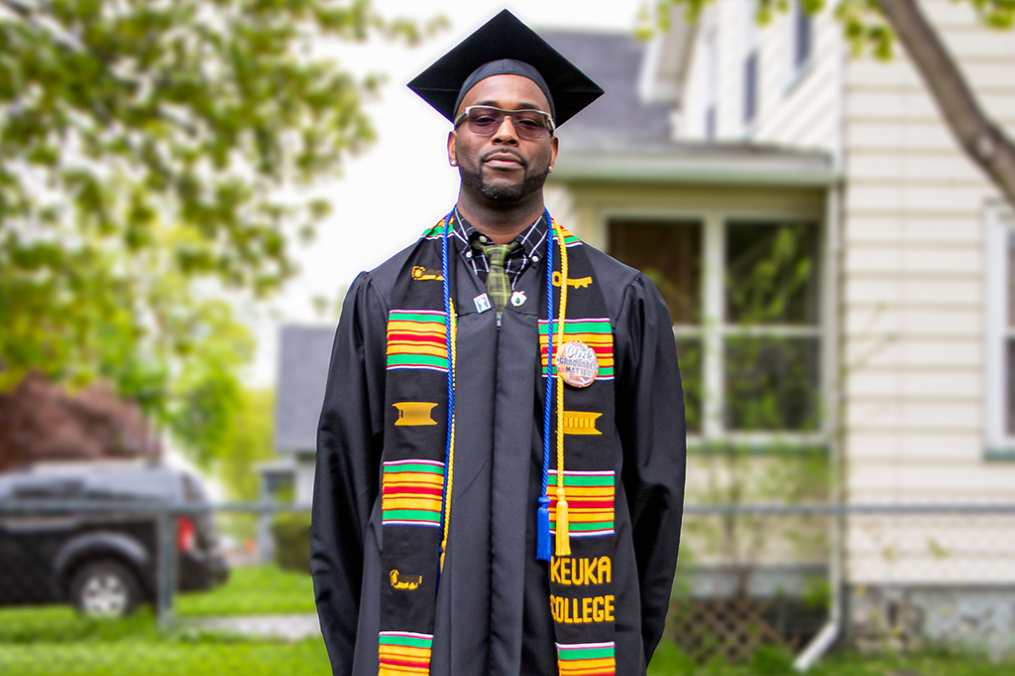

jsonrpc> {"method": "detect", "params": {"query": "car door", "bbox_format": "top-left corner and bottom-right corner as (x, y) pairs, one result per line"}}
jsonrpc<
(0, 478), (84, 605)
(0, 511), (30, 604)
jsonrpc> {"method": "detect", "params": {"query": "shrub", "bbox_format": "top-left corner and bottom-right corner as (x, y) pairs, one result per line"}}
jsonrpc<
(271, 512), (311, 573)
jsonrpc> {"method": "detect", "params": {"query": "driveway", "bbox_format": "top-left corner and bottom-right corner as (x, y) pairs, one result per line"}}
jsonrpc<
(184, 613), (321, 642)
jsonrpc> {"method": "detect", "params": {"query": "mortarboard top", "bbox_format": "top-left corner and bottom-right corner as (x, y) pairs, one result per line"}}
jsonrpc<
(407, 9), (604, 128)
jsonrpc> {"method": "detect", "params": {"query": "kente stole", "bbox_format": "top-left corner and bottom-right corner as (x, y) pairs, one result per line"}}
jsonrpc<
(378, 215), (619, 676)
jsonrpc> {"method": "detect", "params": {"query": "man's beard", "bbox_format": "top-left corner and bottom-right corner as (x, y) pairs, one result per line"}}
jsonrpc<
(459, 162), (549, 204)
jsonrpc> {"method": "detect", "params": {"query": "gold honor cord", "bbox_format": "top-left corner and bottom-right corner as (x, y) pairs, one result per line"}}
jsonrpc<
(439, 298), (457, 573)
(554, 227), (571, 557)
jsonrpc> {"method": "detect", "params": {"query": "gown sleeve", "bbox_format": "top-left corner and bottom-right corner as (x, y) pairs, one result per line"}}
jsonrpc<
(311, 272), (389, 675)
(614, 273), (687, 664)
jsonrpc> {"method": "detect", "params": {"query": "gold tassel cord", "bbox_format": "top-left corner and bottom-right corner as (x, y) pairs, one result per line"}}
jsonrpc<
(555, 486), (570, 555)
(439, 298), (457, 573)
(554, 225), (571, 557)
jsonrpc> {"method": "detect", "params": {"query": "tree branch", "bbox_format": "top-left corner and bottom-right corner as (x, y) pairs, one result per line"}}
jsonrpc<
(878, 0), (1015, 208)
(0, 0), (29, 19)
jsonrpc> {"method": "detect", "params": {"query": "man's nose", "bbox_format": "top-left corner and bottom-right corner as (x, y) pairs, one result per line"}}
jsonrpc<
(492, 115), (519, 143)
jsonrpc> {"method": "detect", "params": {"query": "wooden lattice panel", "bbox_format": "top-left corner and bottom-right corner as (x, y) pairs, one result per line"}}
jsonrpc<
(665, 597), (814, 663)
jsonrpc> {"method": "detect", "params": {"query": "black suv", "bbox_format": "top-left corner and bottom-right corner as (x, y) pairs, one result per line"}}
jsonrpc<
(0, 462), (229, 617)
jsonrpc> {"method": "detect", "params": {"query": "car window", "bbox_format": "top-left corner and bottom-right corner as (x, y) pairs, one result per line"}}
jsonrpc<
(10, 479), (84, 499)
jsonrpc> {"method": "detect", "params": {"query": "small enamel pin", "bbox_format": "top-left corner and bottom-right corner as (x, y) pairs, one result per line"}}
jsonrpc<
(554, 341), (599, 388)
(474, 293), (492, 313)
(510, 290), (527, 307)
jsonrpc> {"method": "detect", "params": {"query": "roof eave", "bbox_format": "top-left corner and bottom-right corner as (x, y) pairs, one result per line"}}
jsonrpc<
(551, 150), (840, 188)
(638, 12), (697, 106)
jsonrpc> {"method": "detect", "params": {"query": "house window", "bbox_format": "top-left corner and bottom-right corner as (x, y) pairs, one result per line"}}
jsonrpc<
(724, 222), (821, 432)
(743, 51), (758, 126)
(609, 220), (703, 433)
(792, 0), (812, 71)
(984, 203), (1015, 456)
(608, 215), (823, 443)
(743, 0), (759, 128)
(704, 29), (718, 141)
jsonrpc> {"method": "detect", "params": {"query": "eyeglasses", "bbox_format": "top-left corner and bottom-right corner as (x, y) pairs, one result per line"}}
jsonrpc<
(454, 105), (555, 140)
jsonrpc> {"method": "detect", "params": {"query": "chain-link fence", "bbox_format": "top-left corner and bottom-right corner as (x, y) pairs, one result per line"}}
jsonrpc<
(672, 503), (1015, 668)
(1, 500), (1014, 675)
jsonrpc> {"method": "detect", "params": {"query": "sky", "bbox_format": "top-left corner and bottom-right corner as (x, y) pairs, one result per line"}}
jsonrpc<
(243, 0), (648, 386)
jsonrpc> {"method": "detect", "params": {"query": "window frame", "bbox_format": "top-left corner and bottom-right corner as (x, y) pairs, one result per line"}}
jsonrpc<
(742, 0), (760, 134)
(983, 200), (1015, 458)
(601, 204), (832, 449)
(784, 0), (814, 97)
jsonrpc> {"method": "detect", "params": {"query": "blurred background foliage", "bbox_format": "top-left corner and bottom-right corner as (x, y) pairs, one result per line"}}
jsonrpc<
(213, 388), (275, 502)
(0, 0), (441, 475)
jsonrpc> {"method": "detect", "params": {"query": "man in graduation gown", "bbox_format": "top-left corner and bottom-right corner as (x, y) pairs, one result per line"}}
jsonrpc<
(311, 10), (686, 676)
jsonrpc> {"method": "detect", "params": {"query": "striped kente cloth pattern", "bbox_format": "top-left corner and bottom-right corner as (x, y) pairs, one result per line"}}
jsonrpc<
(381, 460), (444, 528)
(557, 230), (581, 248)
(378, 631), (433, 676)
(386, 310), (447, 373)
(556, 641), (616, 676)
(538, 318), (615, 381)
(547, 470), (615, 538)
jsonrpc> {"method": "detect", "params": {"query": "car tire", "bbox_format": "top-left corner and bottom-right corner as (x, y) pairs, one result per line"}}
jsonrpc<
(70, 560), (142, 618)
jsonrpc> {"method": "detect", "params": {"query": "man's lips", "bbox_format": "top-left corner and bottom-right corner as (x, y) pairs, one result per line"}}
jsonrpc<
(482, 152), (525, 169)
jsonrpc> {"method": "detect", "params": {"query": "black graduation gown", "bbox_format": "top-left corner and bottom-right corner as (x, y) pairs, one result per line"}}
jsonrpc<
(311, 237), (686, 676)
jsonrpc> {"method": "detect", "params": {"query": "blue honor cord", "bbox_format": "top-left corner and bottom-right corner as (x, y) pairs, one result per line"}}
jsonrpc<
(537, 208), (556, 562)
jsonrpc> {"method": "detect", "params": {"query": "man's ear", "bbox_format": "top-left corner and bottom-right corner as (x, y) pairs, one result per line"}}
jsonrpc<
(447, 131), (458, 167)
(548, 135), (559, 173)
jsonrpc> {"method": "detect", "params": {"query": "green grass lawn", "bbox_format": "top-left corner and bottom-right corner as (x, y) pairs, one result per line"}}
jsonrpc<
(0, 563), (326, 676)
(176, 563), (316, 617)
(647, 641), (1012, 676)
(0, 636), (331, 676)
(0, 563), (314, 643)
(1, 565), (1011, 675)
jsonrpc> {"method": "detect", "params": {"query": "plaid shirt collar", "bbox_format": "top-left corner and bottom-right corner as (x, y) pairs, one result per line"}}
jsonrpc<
(451, 208), (548, 286)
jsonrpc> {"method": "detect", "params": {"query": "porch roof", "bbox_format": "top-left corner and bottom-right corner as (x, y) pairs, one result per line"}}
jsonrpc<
(552, 136), (837, 187)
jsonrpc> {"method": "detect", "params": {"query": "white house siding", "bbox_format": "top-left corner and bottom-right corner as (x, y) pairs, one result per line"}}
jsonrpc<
(842, 0), (1015, 582)
(749, 1), (842, 155)
(677, 7), (713, 140)
(677, 0), (842, 157)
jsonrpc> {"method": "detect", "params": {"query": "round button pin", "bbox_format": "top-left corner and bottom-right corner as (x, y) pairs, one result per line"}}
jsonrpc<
(554, 341), (599, 388)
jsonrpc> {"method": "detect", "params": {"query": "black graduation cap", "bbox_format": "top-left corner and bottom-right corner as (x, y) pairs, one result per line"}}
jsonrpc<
(407, 9), (604, 128)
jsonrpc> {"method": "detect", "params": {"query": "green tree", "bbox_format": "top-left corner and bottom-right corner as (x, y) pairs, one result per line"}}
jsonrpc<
(649, 0), (1015, 208)
(0, 1), (438, 461)
(214, 387), (275, 501)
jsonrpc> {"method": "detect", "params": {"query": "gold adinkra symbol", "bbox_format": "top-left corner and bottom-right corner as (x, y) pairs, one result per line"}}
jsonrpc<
(390, 570), (422, 590)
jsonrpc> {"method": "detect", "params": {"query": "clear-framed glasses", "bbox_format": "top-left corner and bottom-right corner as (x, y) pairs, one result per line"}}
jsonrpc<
(454, 105), (555, 140)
